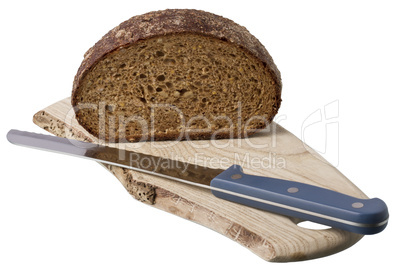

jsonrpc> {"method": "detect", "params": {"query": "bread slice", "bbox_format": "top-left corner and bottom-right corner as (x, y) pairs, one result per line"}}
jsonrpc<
(72, 9), (282, 142)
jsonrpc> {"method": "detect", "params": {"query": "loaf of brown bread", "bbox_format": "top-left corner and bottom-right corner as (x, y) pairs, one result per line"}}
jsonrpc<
(72, 9), (282, 142)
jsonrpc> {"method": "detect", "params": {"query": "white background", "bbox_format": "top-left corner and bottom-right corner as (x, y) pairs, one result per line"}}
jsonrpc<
(1, 0), (401, 267)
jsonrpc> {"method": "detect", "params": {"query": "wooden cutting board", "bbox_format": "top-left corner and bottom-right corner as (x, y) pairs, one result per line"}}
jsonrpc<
(33, 97), (366, 262)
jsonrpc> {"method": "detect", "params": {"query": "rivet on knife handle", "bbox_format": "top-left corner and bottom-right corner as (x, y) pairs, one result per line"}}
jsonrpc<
(210, 165), (389, 235)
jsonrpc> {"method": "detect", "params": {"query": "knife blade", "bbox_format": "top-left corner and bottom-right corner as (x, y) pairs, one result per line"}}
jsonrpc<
(6, 129), (389, 235)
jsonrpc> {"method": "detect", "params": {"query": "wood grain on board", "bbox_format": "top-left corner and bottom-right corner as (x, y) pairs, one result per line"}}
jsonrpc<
(33, 97), (365, 262)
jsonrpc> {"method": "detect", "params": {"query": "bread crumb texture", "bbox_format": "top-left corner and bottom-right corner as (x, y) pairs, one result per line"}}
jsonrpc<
(72, 9), (281, 142)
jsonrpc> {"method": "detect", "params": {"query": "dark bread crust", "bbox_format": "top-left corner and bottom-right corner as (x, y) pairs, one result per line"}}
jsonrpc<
(72, 9), (282, 141)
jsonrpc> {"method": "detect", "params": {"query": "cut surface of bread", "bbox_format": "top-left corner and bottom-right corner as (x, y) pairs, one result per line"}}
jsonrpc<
(72, 9), (282, 142)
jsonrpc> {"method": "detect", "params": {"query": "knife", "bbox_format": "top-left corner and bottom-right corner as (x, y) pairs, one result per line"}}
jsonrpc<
(6, 129), (388, 235)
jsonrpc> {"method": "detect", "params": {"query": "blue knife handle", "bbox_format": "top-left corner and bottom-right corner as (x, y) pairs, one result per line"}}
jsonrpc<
(210, 165), (388, 235)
